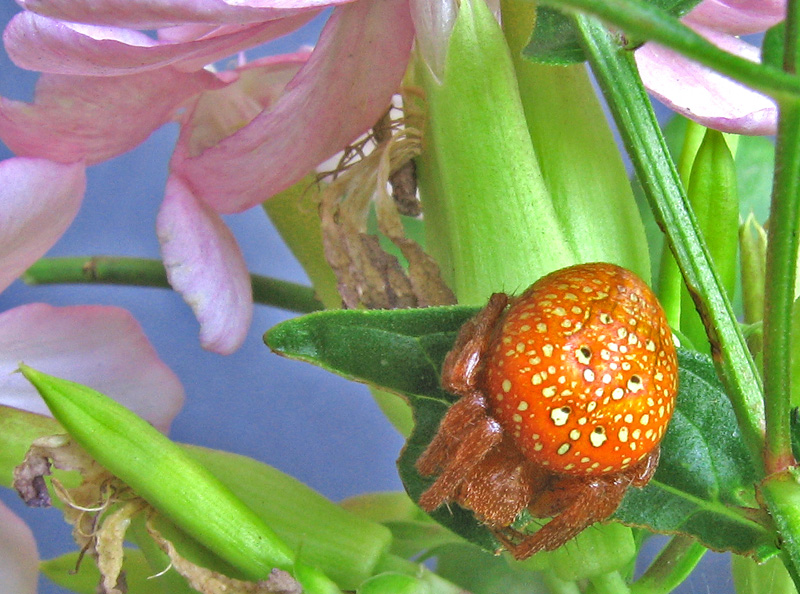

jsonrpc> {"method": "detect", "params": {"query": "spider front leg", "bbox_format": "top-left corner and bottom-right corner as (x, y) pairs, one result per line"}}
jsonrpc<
(416, 392), (503, 511)
(441, 292), (508, 393)
(415, 292), (509, 510)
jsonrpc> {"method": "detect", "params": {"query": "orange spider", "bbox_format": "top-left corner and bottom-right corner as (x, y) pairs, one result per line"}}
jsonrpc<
(416, 263), (678, 559)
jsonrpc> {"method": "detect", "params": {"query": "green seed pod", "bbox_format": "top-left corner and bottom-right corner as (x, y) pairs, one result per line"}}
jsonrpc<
(19, 365), (341, 594)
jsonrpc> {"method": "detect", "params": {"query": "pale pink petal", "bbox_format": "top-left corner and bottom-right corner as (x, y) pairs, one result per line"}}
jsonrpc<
(636, 25), (777, 135)
(5, 11), (318, 76)
(0, 502), (38, 594)
(173, 0), (414, 213)
(0, 158), (84, 293)
(177, 50), (310, 158)
(18, 0), (350, 29)
(0, 67), (221, 164)
(0, 304), (185, 432)
(157, 175), (253, 355)
(686, 0), (785, 35)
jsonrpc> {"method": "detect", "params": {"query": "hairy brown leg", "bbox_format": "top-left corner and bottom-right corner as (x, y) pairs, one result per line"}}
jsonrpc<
(441, 293), (508, 393)
(417, 406), (503, 511)
(416, 391), (492, 476)
(504, 475), (629, 560)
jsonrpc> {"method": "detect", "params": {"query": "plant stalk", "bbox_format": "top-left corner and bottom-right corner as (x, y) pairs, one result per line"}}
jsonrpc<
(23, 256), (323, 313)
(762, 0), (800, 477)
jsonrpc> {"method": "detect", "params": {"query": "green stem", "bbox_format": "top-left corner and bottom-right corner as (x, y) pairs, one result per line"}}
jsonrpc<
(630, 536), (706, 594)
(762, 0), (800, 477)
(759, 468), (800, 591)
(571, 13), (766, 476)
(589, 570), (630, 594)
(542, 0), (800, 103)
(23, 256), (323, 314)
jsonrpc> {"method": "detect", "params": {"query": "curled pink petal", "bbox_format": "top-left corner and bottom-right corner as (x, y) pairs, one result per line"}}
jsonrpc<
(5, 11), (317, 76)
(0, 304), (185, 432)
(0, 158), (84, 293)
(0, 502), (38, 594)
(157, 175), (253, 355)
(18, 0), (350, 29)
(636, 25), (777, 135)
(686, 0), (785, 35)
(0, 67), (221, 164)
(174, 0), (414, 213)
(177, 50), (310, 158)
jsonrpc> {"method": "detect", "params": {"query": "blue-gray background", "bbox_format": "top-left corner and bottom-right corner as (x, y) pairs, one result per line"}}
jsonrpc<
(0, 3), (732, 593)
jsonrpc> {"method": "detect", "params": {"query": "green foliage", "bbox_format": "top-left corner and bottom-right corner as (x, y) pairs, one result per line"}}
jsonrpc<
(267, 306), (776, 560)
(522, 0), (703, 65)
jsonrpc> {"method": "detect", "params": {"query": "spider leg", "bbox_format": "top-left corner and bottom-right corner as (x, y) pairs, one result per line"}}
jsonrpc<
(417, 411), (503, 512)
(416, 392), (490, 476)
(457, 438), (543, 527)
(441, 293), (508, 393)
(505, 475), (630, 560)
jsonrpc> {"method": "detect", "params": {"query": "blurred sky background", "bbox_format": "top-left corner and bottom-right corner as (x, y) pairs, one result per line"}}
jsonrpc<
(0, 3), (734, 593)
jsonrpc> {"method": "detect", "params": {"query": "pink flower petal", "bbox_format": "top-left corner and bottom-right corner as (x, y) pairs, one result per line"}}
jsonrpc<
(636, 25), (777, 135)
(157, 175), (253, 355)
(0, 502), (38, 594)
(177, 51), (310, 158)
(0, 67), (221, 164)
(5, 11), (318, 76)
(686, 0), (785, 35)
(173, 0), (414, 213)
(0, 158), (84, 293)
(0, 304), (185, 432)
(18, 0), (350, 29)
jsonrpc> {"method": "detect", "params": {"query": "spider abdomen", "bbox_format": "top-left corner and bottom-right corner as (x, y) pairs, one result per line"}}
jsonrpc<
(484, 263), (678, 476)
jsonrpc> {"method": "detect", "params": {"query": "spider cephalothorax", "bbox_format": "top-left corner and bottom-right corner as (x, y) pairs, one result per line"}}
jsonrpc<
(416, 262), (678, 559)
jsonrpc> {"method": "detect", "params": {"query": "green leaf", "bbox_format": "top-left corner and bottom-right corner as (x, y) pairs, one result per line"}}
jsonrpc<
(522, 0), (703, 65)
(525, 7), (585, 65)
(615, 350), (774, 560)
(267, 307), (774, 559)
(763, 22), (786, 71)
(265, 306), (476, 400)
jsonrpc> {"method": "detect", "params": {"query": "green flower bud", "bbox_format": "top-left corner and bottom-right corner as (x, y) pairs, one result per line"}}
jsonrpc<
(414, 0), (576, 304)
(679, 128), (740, 351)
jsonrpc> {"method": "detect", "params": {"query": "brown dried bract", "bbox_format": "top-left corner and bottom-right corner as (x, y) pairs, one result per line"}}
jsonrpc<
(319, 95), (455, 310)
